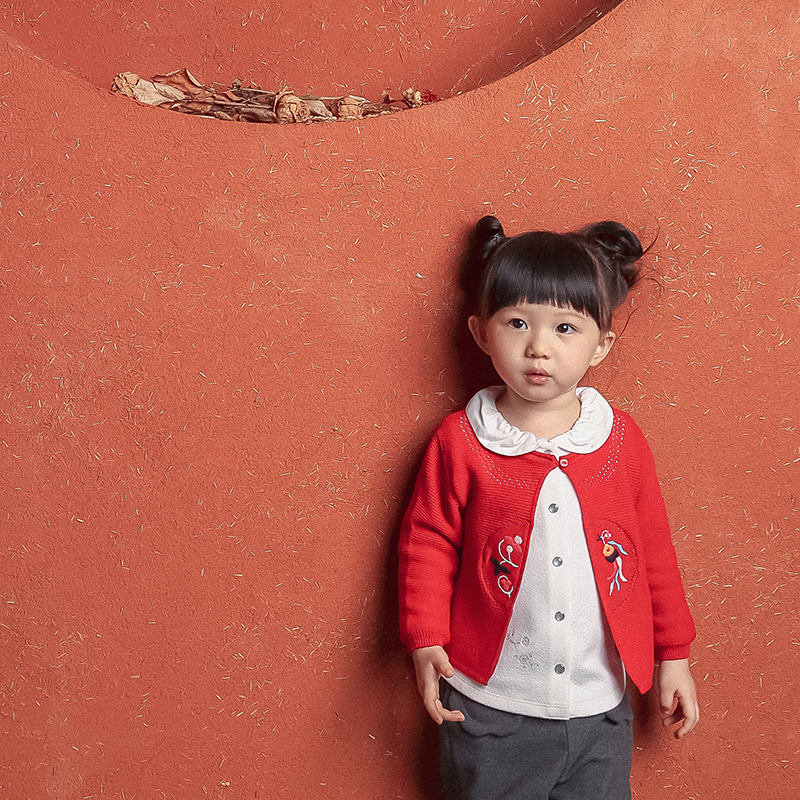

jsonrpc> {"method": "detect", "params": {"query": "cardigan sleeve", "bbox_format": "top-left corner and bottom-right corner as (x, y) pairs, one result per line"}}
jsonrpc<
(398, 427), (467, 653)
(633, 428), (697, 661)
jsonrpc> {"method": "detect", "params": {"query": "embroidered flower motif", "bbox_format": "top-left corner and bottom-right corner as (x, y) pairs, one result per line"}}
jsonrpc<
(599, 529), (629, 595)
(490, 535), (524, 597)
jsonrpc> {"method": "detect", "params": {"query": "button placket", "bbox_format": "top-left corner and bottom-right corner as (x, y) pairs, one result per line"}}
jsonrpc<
(543, 482), (570, 683)
(550, 513), (569, 682)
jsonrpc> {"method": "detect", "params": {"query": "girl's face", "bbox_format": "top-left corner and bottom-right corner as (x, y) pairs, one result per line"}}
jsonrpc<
(469, 302), (615, 422)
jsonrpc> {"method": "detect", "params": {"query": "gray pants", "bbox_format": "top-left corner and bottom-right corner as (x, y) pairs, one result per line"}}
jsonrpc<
(439, 682), (633, 800)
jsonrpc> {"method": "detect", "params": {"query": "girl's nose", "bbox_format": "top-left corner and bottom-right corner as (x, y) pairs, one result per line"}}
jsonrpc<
(526, 330), (550, 358)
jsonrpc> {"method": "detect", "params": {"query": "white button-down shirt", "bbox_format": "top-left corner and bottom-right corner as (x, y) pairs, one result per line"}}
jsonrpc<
(447, 386), (626, 719)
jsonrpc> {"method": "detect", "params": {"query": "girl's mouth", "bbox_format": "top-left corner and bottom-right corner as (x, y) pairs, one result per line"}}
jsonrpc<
(525, 369), (550, 384)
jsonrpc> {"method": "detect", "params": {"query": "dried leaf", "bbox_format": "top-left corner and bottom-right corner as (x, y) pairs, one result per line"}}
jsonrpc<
(151, 69), (217, 106)
(239, 108), (278, 124)
(112, 72), (140, 97)
(380, 88), (402, 104)
(238, 89), (276, 104)
(362, 102), (401, 117)
(133, 80), (186, 107)
(112, 67), (438, 122)
(173, 100), (214, 114)
(152, 68), (204, 91)
(304, 98), (333, 118)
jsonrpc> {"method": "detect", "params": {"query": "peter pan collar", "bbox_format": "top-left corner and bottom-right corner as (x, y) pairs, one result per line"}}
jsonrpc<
(465, 386), (613, 458)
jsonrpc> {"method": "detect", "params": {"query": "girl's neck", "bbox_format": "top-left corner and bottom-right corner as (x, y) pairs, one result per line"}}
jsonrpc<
(496, 388), (581, 440)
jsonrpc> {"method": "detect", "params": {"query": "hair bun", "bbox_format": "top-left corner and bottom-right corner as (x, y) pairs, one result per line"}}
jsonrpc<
(584, 221), (643, 261)
(582, 221), (643, 291)
(474, 215), (505, 258)
(475, 214), (505, 239)
(460, 216), (506, 310)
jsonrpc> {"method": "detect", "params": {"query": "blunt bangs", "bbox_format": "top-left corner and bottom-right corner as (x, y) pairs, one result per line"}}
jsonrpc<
(480, 232), (607, 328)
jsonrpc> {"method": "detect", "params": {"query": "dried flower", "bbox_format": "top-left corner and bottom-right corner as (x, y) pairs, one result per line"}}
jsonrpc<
(274, 91), (310, 123)
(402, 87), (423, 108)
(402, 87), (439, 107)
(112, 68), (442, 124)
(332, 95), (365, 119)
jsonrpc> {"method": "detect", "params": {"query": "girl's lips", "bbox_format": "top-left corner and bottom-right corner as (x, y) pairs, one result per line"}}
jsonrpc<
(525, 370), (550, 385)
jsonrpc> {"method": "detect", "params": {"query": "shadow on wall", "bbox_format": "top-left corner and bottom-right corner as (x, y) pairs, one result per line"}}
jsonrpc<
(0, 0), (622, 98)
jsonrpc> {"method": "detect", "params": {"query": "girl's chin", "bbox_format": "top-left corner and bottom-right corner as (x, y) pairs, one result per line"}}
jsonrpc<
(501, 384), (581, 409)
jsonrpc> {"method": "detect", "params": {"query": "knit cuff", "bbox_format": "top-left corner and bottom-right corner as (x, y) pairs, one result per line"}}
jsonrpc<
(655, 643), (691, 662)
(402, 630), (448, 652)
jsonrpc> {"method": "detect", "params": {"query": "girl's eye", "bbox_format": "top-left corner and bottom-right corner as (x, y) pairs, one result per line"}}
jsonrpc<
(509, 318), (527, 330)
(556, 323), (576, 334)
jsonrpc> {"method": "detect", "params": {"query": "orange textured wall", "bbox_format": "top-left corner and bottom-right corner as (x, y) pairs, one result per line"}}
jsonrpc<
(0, 0), (621, 96)
(1, 1), (798, 798)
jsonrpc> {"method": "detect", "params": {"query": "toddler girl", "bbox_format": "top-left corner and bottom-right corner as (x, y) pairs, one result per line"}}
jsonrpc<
(399, 216), (698, 800)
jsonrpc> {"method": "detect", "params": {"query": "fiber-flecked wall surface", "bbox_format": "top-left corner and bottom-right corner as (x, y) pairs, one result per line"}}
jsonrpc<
(1, 1), (798, 798)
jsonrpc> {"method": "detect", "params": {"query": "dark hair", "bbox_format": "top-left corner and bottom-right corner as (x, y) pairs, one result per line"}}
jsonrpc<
(462, 216), (644, 331)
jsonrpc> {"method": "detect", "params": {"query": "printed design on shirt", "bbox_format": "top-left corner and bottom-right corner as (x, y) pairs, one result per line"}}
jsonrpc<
(515, 651), (538, 671)
(506, 631), (537, 671)
(598, 529), (629, 595)
(489, 534), (524, 598)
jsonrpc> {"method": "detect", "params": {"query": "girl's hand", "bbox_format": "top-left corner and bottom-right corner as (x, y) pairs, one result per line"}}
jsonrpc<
(412, 646), (465, 725)
(658, 658), (699, 738)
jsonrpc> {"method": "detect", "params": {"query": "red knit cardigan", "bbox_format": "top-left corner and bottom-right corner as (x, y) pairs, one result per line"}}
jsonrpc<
(398, 408), (696, 693)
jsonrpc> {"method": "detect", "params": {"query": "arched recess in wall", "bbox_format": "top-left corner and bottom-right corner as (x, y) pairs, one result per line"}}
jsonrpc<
(1, 0), (623, 99)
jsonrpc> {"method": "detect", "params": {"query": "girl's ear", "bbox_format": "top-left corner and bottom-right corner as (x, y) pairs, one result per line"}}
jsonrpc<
(468, 315), (490, 354)
(591, 330), (616, 366)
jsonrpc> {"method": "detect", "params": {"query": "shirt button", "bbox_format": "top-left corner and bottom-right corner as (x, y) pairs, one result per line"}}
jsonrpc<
(559, 457), (569, 468)
(552, 557), (563, 567)
(554, 664), (565, 675)
(548, 503), (559, 513)
(555, 612), (565, 621)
